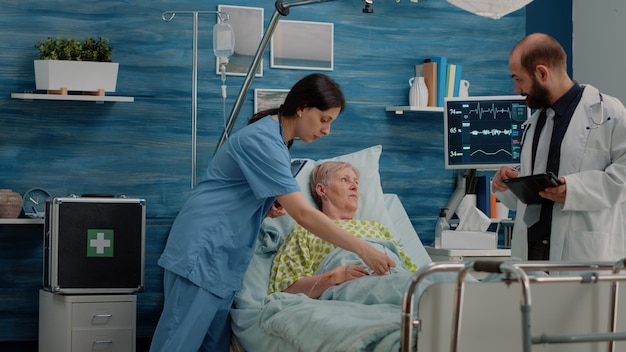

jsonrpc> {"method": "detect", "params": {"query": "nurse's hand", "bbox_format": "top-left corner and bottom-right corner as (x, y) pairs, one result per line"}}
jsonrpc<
(267, 202), (287, 218)
(359, 244), (396, 275)
(539, 176), (567, 206)
(492, 166), (520, 192)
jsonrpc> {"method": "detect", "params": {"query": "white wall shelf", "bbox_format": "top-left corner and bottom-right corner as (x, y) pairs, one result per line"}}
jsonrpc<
(11, 92), (134, 103)
(0, 218), (44, 225)
(385, 105), (443, 114)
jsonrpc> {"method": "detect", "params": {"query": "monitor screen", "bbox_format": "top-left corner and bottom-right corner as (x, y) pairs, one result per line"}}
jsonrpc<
(444, 95), (530, 170)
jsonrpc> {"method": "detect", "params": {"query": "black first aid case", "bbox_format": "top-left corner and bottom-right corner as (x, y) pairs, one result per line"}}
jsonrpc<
(43, 196), (146, 294)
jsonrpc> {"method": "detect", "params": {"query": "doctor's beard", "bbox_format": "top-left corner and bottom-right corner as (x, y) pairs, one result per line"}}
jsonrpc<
(525, 76), (552, 109)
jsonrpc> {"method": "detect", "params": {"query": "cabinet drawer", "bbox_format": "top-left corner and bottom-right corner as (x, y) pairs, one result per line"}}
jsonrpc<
(72, 328), (134, 352)
(72, 301), (134, 329)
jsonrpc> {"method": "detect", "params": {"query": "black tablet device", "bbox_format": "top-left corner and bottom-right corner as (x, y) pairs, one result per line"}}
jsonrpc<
(503, 172), (562, 204)
(290, 159), (308, 178)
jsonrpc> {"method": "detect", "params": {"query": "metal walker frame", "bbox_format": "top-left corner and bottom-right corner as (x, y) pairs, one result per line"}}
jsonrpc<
(401, 258), (626, 352)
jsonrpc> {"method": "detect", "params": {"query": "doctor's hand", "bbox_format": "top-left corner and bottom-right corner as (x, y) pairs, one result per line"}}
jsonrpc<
(492, 166), (520, 192)
(539, 177), (567, 206)
(267, 201), (287, 218)
(359, 244), (396, 275)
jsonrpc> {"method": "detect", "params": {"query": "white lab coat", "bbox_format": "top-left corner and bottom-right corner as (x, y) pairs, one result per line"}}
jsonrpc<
(495, 84), (626, 261)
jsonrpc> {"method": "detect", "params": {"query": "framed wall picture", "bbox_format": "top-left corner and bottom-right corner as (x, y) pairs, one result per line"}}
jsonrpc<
(254, 89), (290, 113)
(271, 20), (334, 71)
(216, 4), (264, 76)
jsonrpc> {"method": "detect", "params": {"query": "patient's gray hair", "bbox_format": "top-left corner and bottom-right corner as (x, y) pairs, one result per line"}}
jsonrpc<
(310, 161), (360, 210)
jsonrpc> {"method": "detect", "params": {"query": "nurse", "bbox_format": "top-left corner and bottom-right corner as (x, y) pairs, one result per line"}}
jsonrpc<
(150, 73), (396, 352)
(492, 33), (626, 262)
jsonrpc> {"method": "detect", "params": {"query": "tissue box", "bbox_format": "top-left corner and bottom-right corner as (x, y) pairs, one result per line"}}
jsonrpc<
(441, 230), (497, 249)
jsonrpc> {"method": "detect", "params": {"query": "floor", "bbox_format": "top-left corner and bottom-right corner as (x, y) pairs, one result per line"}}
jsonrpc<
(0, 337), (152, 351)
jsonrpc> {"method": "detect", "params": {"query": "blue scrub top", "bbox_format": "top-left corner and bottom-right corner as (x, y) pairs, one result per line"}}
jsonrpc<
(158, 116), (300, 297)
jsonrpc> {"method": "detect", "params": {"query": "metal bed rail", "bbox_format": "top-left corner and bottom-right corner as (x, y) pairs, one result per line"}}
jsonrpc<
(401, 258), (626, 352)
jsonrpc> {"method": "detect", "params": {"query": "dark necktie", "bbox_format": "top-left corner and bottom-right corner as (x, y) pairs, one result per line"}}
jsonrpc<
(523, 108), (555, 227)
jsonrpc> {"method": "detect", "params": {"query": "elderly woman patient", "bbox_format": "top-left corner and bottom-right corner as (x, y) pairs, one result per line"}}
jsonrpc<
(268, 161), (418, 299)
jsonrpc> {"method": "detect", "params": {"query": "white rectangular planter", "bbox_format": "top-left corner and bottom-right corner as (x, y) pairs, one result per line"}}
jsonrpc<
(34, 60), (119, 93)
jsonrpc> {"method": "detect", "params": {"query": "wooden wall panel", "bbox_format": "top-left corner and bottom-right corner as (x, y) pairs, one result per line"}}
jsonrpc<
(0, 0), (525, 341)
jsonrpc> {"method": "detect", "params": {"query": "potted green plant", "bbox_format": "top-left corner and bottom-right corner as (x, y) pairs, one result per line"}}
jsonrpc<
(33, 36), (119, 95)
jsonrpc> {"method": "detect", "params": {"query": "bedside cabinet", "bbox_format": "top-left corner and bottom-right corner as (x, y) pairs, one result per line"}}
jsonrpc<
(39, 290), (136, 352)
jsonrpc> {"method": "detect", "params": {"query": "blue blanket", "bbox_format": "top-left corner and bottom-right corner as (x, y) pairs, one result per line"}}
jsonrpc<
(260, 292), (402, 352)
(258, 239), (458, 351)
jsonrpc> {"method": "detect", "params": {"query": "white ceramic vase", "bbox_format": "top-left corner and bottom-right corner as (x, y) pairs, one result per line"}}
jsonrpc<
(409, 76), (428, 107)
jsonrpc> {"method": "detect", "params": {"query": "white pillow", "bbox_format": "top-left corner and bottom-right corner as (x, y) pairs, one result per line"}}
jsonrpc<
(260, 145), (395, 250)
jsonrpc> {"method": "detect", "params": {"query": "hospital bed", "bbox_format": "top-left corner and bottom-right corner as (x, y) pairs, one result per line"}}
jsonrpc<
(230, 192), (432, 351)
(230, 145), (626, 351)
(230, 145), (436, 351)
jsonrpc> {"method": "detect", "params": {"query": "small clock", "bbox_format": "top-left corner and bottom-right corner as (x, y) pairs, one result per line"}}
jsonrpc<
(23, 188), (52, 219)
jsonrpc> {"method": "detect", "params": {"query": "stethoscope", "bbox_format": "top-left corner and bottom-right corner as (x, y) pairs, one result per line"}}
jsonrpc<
(587, 92), (612, 129)
(520, 92), (612, 146)
(278, 111), (284, 140)
(277, 111), (294, 148)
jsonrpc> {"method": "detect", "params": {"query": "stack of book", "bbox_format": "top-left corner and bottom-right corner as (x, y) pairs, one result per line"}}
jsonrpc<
(416, 57), (462, 107)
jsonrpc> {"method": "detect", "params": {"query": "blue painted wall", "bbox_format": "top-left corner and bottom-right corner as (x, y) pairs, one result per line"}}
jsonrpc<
(526, 0), (573, 77)
(0, 0), (528, 342)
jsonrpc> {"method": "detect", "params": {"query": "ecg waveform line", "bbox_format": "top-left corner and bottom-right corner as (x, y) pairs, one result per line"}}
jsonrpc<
(469, 128), (512, 136)
(464, 103), (513, 119)
(470, 148), (513, 157)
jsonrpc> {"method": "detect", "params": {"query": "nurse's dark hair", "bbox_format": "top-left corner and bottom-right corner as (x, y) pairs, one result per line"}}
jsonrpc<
(248, 73), (345, 148)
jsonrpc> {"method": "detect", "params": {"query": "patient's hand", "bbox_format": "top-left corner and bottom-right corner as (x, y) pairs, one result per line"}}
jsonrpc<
(285, 264), (370, 298)
(329, 264), (369, 285)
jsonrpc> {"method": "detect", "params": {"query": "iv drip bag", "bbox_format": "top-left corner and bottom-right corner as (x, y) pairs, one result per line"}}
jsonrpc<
(213, 20), (235, 62)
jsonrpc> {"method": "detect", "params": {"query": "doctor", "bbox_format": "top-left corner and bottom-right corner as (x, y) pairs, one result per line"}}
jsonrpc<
(492, 33), (626, 261)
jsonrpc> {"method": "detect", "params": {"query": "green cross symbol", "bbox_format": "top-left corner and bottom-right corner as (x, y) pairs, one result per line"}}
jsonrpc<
(87, 229), (114, 257)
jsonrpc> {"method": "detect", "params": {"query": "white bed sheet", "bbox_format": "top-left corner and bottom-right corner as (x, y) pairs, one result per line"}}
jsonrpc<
(230, 193), (433, 352)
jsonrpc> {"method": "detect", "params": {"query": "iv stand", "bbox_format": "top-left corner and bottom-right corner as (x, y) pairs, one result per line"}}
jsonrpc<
(214, 0), (337, 154)
(162, 10), (228, 188)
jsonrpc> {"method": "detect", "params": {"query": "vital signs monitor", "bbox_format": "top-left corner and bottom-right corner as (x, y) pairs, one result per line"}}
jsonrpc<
(444, 95), (530, 169)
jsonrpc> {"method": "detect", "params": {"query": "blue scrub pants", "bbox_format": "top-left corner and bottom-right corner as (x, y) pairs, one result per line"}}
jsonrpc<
(149, 270), (235, 352)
